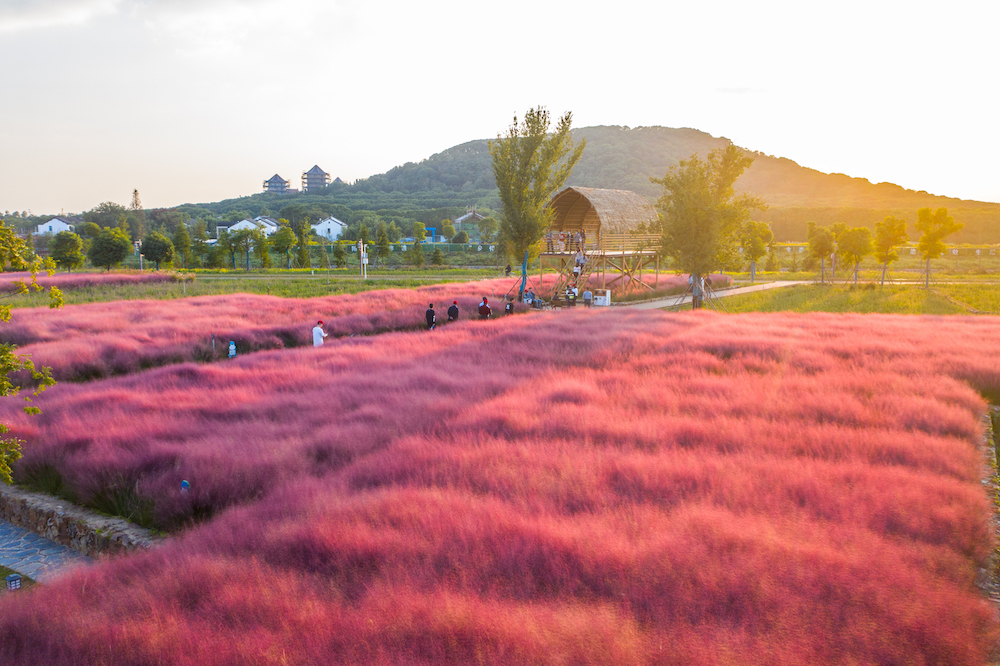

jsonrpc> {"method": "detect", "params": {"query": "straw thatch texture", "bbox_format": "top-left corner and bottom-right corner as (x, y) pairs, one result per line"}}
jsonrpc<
(546, 187), (658, 235)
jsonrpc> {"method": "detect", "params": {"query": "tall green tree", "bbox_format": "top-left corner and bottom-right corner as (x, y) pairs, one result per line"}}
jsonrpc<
(252, 230), (272, 269)
(0, 224), (58, 484)
(127, 189), (147, 241)
(478, 217), (498, 243)
(272, 227), (296, 269)
(874, 216), (908, 286)
(48, 231), (85, 272)
(172, 223), (192, 268)
(217, 230), (238, 269)
(374, 226), (391, 268)
(837, 227), (873, 284)
(190, 219), (210, 267)
(333, 242), (346, 268)
(652, 145), (763, 306)
(231, 229), (255, 270)
(412, 221), (426, 244)
(142, 231), (175, 270)
(489, 107), (585, 259)
(740, 220), (773, 283)
(88, 227), (132, 271)
(915, 207), (963, 288)
(295, 228), (311, 268)
(807, 223), (836, 284)
(410, 240), (424, 268)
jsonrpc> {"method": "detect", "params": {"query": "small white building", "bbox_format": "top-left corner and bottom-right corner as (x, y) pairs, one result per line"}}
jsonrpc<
(312, 216), (349, 240)
(224, 217), (280, 237)
(34, 216), (79, 236)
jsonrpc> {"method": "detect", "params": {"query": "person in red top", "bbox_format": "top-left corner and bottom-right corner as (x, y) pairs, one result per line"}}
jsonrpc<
(478, 296), (492, 319)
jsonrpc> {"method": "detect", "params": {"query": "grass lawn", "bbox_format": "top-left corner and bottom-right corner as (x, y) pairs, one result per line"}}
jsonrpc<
(6, 274), (483, 308)
(719, 284), (970, 314)
(0, 566), (35, 594)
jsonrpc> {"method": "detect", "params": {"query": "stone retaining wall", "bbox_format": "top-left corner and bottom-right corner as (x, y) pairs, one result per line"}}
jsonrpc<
(0, 485), (161, 558)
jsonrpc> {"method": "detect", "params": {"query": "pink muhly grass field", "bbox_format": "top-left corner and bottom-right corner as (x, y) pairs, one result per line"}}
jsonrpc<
(1, 310), (999, 664)
(1, 273), (720, 383)
(0, 270), (177, 293)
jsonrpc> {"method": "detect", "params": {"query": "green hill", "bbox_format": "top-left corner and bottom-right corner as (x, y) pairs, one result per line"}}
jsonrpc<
(185, 125), (1000, 243)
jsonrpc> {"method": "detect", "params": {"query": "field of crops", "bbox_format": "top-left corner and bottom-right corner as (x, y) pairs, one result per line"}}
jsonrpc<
(0, 291), (998, 664)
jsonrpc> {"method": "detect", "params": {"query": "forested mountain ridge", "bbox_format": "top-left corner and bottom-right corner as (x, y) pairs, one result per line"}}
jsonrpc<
(349, 125), (1000, 242)
(159, 125), (998, 244)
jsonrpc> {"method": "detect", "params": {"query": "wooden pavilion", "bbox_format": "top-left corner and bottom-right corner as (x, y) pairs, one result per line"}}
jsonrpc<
(540, 186), (661, 298)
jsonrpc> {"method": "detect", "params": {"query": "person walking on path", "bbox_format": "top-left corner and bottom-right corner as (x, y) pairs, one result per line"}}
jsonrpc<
(447, 300), (459, 321)
(478, 297), (492, 319)
(426, 304), (436, 330)
(312, 320), (328, 347)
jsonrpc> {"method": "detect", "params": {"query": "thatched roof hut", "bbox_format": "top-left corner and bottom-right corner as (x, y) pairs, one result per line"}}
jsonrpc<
(545, 187), (658, 236)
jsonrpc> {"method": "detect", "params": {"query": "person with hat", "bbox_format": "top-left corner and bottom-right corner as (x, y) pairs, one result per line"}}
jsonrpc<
(447, 300), (459, 321)
(312, 320), (328, 347)
(478, 297), (492, 319)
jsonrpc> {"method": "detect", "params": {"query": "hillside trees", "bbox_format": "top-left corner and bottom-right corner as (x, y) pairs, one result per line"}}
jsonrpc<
(48, 231), (85, 272)
(489, 107), (585, 260)
(653, 145), (763, 306)
(83, 202), (127, 228)
(837, 227), (873, 284)
(915, 207), (963, 288)
(741, 220), (773, 283)
(88, 227), (132, 271)
(874, 216), (908, 286)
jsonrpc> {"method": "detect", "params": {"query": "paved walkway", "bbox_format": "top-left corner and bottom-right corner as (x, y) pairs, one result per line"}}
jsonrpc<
(622, 281), (809, 311)
(0, 521), (90, 583)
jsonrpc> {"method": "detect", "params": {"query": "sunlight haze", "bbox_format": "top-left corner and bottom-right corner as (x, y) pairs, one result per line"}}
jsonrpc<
(1, 0), (997, 213)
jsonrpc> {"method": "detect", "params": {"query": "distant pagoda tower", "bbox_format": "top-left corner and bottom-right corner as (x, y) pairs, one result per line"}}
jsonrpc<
(263, 174), (290, 194)
(302, 165), (330, 193)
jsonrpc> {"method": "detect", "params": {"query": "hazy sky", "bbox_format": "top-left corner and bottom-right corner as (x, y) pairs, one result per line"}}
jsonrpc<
(2, 0), (997, 214)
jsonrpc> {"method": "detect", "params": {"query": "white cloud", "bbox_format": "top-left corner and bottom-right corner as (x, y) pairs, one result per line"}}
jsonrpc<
(0, 0), (122, 33)
(133, 0), (354, 61)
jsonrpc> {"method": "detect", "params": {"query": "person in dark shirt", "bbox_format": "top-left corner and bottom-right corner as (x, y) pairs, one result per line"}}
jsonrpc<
(425, 303), (435, 330)
(504, 296), (514, 316)
(447, 300), (459, 321)
(478, 297), (491, 319)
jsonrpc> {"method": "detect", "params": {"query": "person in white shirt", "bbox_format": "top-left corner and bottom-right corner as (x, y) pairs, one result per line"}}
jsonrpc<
(312, 320), (328, 347)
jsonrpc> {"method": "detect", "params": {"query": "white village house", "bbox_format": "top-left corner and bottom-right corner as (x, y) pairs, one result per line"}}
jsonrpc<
(312, 216), (348, 240)
(34, 216), (80, 236)
(218, 216), (281, 238)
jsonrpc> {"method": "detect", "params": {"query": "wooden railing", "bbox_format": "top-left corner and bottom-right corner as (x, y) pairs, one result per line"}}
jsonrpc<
(596, 233), (660, 253)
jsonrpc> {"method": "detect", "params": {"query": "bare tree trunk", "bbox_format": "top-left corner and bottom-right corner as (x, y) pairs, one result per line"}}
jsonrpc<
(925, 257), (930, 288)
(880, 262), (886, 287)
